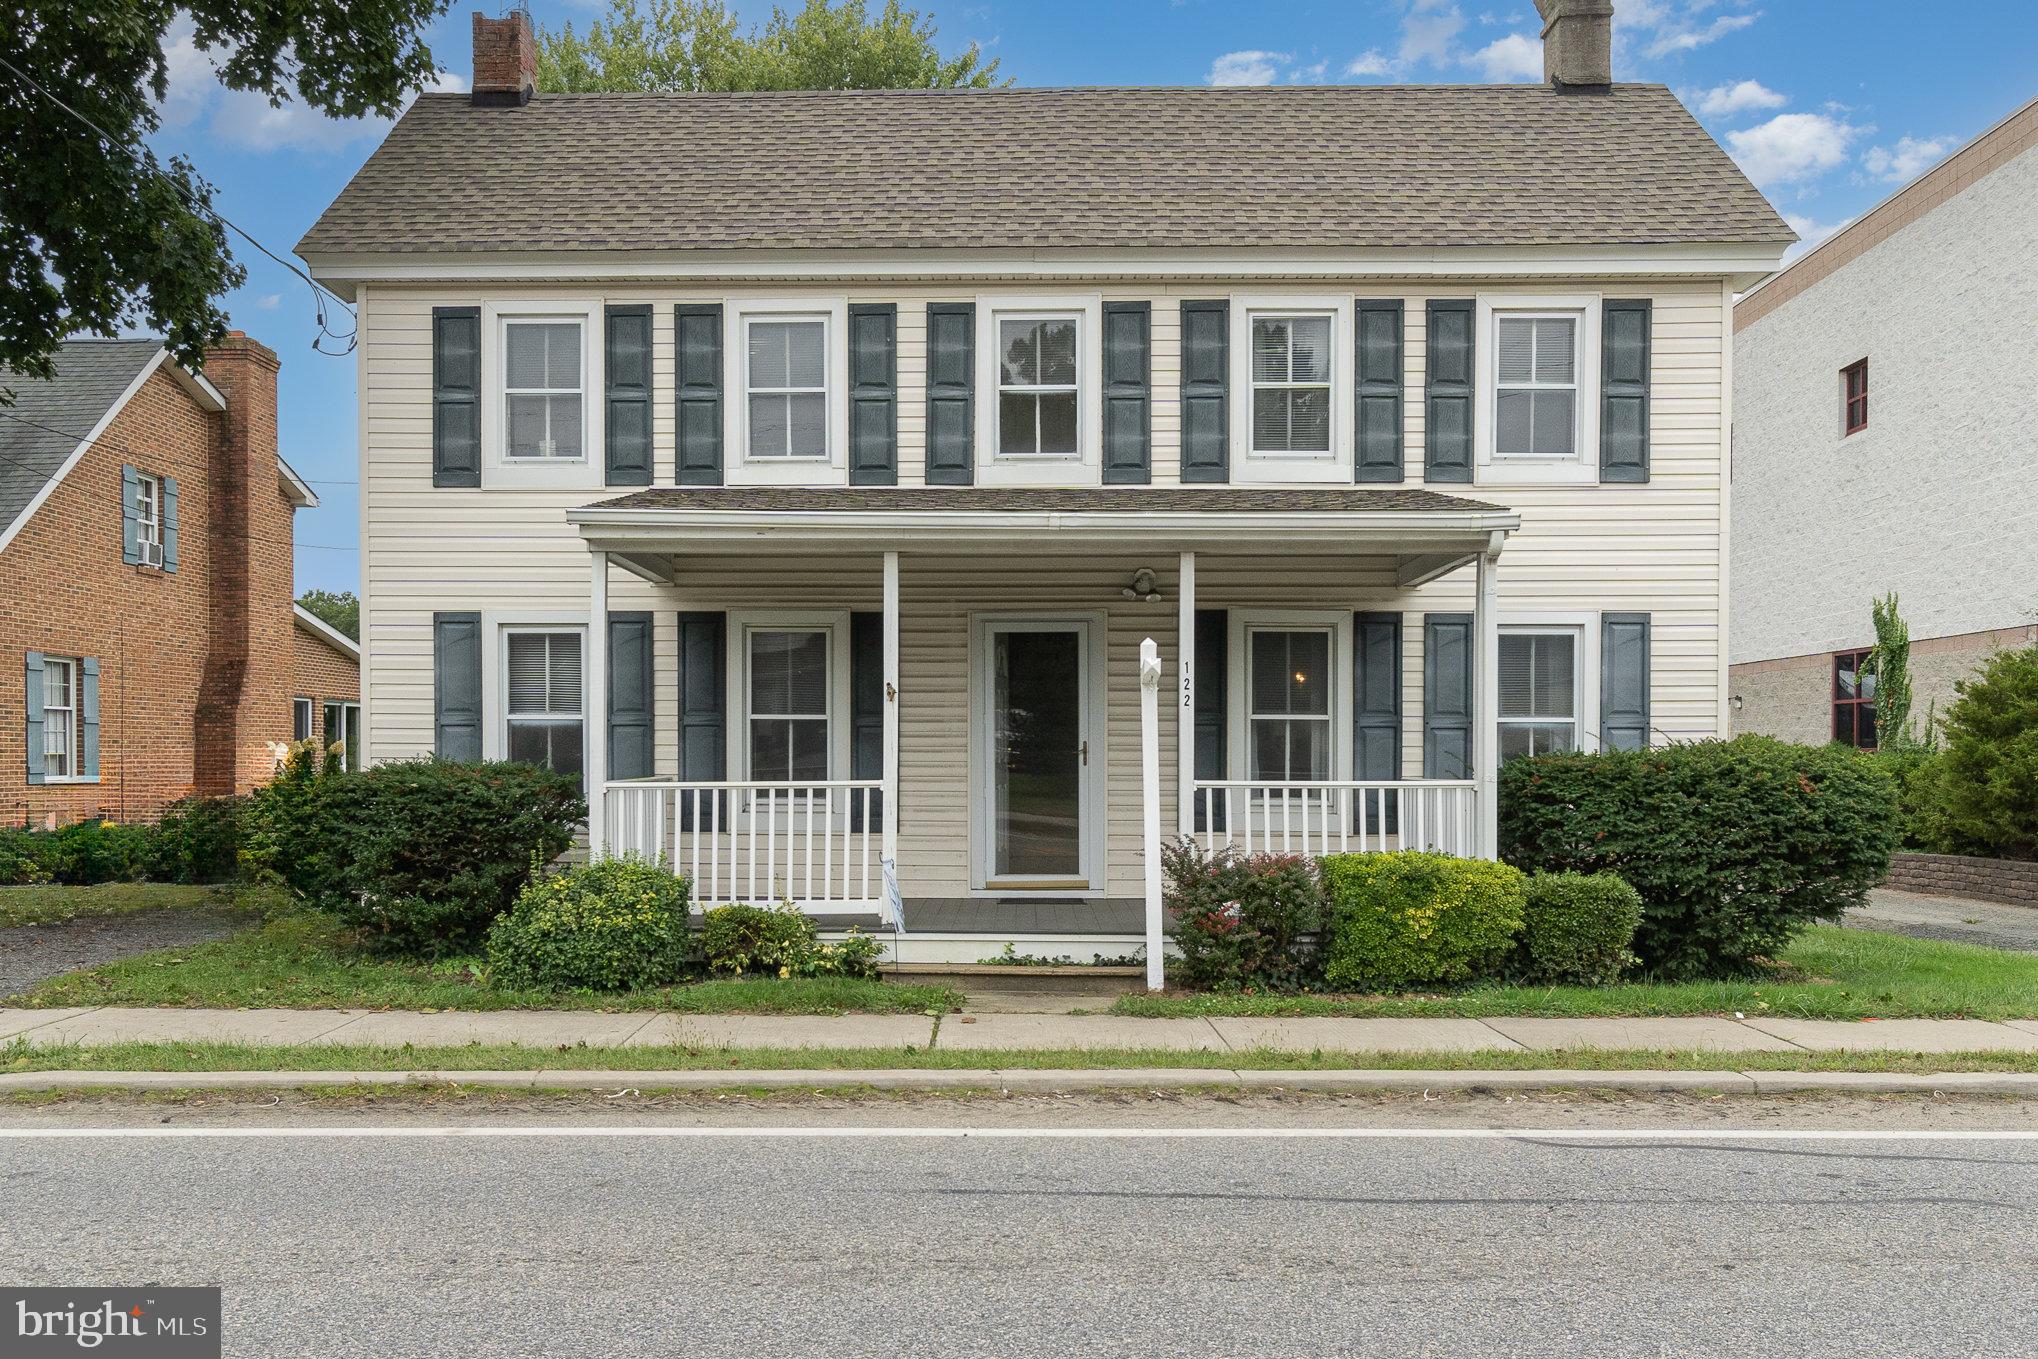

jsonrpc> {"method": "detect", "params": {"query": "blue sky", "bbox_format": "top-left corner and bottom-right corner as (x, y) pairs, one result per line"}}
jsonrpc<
(147, 0), (2038, 596)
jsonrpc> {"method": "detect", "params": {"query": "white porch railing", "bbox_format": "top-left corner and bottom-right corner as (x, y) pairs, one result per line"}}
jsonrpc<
(1189, 780), (1480, 859)
(602, 779), (886, 912)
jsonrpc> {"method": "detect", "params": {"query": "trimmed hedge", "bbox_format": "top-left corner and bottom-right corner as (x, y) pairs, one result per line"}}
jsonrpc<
(1161, 841), (1326, 991)
(1321, 851), (1527, 990)
(1515, 872), (1642, 986)
(486, 857), (691, 991)
(0, 798), (244, 888)
(1499, 736), (1898, 979)
(699, 903), (885, 979)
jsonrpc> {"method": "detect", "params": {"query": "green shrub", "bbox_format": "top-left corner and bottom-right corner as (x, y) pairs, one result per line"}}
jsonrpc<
(1874, 746), (1956, 853)
(0, 827), (53, 885)
(149, 796), (246, 884)
(699, 902), (885, 979)
(44, 820), (156, 884)
(1321, 851), (1527, 990)
(1514, 872), (1642, 986)
(486, 857), (691, 991)
(1162, 841), (1325, 990)
(1932, 646), (2038, 861)
(1499, 736), (1898, 979)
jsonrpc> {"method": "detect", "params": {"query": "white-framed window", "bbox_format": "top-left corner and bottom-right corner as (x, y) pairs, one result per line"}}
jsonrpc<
(292, 697), (314, 743)
(504, 628), (584, 778)
(1249, 314), (1334, 457)
(996, 313), (1081, 459)
(747, 628), (830, 782)
(744, 315), (829, 461)
(134, 472), (164, 567)
(502, 317), (586, 461)
(1476, 295), (1600, 483)
(1498, 628), (1580, 761)
(41, 655), (78, 780)
(1246, 626), (1334, 783)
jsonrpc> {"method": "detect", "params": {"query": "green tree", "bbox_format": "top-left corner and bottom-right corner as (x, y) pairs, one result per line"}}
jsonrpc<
(297, 588), (359, 641)
(1935, 646), (2038, 860)
(537, 0), (1003, 94)
(0, 0), (449, 386)
(1869, 591), (1930, 750)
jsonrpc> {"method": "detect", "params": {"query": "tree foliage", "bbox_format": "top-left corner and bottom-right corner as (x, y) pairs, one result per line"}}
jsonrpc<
(1934, 646), (2038, 861)
(537, 0), (1003, 93)
(297, 588), (360, 640)
(0, 0), (449, 385)
(1870, 591), (1931, 750)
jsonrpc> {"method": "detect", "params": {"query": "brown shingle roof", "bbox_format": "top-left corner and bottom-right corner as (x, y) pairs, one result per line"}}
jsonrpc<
(299, 85), (1790, 257)
(578, 486), (1508, 515)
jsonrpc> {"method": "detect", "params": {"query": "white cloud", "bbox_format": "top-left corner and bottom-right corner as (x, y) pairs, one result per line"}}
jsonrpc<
(1643, 10), (1757, 57)
(1399, 0), (1466, 66)
(1344, 49), (1397, 78)
(1290, 59), (1329, 83)
(1208, 49), (1289, 87)
(427, 70), (470, 96)
(1862, 135), (1953, 184)
(1726, 112), (1864, 187)
(255, 293), (283, 310)
(1782, 212), (1852, 264)
(1695, 79), (1785, 118)
(1467, 33), (1543, 82)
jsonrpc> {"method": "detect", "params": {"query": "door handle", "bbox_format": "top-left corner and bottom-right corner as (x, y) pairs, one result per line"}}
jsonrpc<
(1080, 740), (1089, 766)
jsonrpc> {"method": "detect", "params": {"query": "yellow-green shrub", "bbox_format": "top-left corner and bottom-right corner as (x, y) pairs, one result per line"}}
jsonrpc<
(485, 857), (689, 991)
(1321, 851), (1527, 990)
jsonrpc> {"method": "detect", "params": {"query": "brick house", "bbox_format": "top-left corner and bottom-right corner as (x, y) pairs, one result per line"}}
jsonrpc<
(1, 333), (356, 827)
(290, 603), (362, 766)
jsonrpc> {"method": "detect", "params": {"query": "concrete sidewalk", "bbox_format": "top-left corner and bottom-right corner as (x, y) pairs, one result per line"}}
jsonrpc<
(7, 1006), (2038, 1054)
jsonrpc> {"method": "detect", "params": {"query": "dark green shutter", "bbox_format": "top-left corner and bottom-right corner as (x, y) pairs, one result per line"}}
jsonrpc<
(849, 611), (885, 831)
(675, 304), (724, 486)
(120, 465), (141, 563)
(1424, 300), (1474, 483)
(924, 302), (974, 485)
(1101, 301), (1151, 484)
(431, 307), (481, 488)
(23, 651), (45, 785)
(1355, 612), (1402, 834)
(1423, 613), (1474, 779)
(607, 612), (654, 781)
(677, 611), (727, 828)
(1601, 299), (1652, 483)
(604, 304), (654, 486)
(1356, 300), (1404, 483)
(79, 657), (100, 779)
(1179, 300), (1229, 483)
(1601, 612), (1652, 751)
(160, 477), (179, 572)
(848, 304), (899, 486)
(1193, 609), (1227, 831)
(432, 612), (482, 761)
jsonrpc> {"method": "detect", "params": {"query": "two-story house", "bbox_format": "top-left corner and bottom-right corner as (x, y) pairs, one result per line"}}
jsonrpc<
(298, 0), (1790, 960)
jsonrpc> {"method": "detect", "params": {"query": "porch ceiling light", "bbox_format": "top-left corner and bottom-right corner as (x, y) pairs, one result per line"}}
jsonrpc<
(1121, 568), (1162, 603)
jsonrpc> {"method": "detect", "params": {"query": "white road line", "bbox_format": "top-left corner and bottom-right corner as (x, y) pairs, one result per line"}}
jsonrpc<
(2, 1127), (2037, 1141)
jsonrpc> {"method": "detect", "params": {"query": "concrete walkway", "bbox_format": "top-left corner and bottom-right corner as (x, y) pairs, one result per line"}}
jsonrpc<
(6, 1006), (2038, 1054)
(1849, 888), (2038, 954)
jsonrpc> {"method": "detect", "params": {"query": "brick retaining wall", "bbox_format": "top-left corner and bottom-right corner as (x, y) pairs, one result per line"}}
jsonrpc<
(1885, 853), (2038, 909)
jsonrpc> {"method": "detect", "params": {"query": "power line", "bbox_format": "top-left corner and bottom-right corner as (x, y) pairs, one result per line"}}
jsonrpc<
(0, 50), (357, 355)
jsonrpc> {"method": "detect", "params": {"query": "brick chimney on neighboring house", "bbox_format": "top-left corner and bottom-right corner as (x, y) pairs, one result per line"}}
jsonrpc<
(472, 7), (536, 107)
(192, 332), (293, 797)
(1535, 0), (1614, 92)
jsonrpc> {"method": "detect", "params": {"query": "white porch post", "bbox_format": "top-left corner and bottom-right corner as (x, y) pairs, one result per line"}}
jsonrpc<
(1139, 638), (1166, 991)
(881, 550), (901, 922)
(1176, 550), (1196, 841)
(1473, 547), (1500, 859)
(587, 549), (609, 859)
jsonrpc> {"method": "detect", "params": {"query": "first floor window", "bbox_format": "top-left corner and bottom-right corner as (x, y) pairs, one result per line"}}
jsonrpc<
(1499, 631), (1578, 761)
(746, 317), (829, 459)
(41, 655), (77, 779)
(505, 630), (584, 777)
(1834, 648), (1878, 749)
(503, 318), (585, 460)
(1248, 628), (1332, 782)
(135, 472), (164, 567)
(748, 629), (829, 782)
(293, 697), (314, 743)
(1494, 313), (1579, 459)
(996, 314), (1079, 457)
(1249, 313), (1332, 455)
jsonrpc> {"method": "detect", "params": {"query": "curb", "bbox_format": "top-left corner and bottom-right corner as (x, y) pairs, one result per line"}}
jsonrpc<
(8, 1068), (2038, 1096)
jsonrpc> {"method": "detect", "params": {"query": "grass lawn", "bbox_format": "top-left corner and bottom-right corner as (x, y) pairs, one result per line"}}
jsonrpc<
(1111, 926), (2038, 1022)
(0, 882), (235, 929)
(8, 911), (960, 1016)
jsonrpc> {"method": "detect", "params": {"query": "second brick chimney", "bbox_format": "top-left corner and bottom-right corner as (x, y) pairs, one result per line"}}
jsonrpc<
(1535, 0), (1614, 92)
(472, 7), (536, 108)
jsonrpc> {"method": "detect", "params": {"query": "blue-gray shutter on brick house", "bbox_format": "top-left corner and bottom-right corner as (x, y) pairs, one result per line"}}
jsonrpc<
(607, 612), (655, 781)
(431, 307), (482, 488)
(924, 302), (975, 485)
(1193, 609), (1227, 831)
(677, 611), (727, 828)
(1101, 301), (1152, 484)
(1600, 299), (1652, 484)
(23, 651), (45, 785)
(1600, 612), (1653, 751)
(1355, 300), (1405, 483)
(1424, 300), (1474, 483)
(1423, 613), (1474, 779)
(1354, 613), (1402, 833)
(79, 657), (100, 779)
(849, 611), (885, 832)
(160, 477), (179, 572)
(675, 304), (724, 486)
(604, 304), (654, 486)
(120, 465), (141, 564)
(1180, 300), (1230, 484)
(432, 612), (483, 761)
(847, 304), (899, 486)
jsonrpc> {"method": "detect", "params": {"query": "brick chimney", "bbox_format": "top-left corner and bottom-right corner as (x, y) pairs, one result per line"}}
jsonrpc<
(472, 8), (536, 107)
(192, 332), (293, 797)
(1535, 0), (1613, 92)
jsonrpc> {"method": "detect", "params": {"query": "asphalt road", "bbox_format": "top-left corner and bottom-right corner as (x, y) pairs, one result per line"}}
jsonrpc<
(5, 1095), (2038, 1358)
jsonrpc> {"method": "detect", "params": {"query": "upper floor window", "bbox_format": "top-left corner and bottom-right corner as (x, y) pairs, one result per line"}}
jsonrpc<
(1842, 358), (1869, 435)
(1249, 314), (1333, 457)
(504, 628), (584, 777)
(1247, 627), (1332, 782)
(502, 318), (585, 461)
(133, 472), (164, 567)
(1499, 630), (1579, 761)
(1494, 314), (1578, 460)
(996, 314), (1080, 459)
(745, 317), (829, 460)
(1833, 648), (1877, 749)
(41, 655), (78, 780)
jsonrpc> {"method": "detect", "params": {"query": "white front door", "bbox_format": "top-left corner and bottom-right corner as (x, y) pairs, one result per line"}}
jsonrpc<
(971, 616), (1104, 892)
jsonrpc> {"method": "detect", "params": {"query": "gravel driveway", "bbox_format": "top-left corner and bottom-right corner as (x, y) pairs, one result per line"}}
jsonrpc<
(0, 909), (245, 999)
(1846, 887), (2038, 954)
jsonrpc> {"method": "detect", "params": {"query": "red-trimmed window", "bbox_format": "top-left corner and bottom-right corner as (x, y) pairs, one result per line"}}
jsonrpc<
(1833, 648), (1878, 749)
(1842, 359), (1869, 435)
